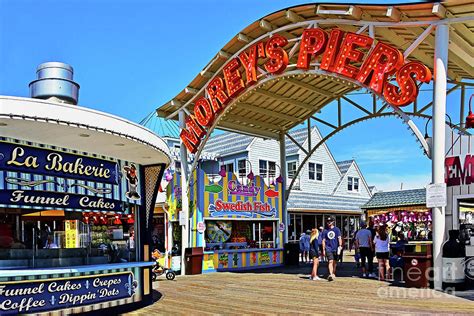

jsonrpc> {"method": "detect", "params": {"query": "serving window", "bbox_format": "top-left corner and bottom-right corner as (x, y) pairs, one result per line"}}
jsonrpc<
(0, 206), (137, 270)
(204, 219), (276, 251)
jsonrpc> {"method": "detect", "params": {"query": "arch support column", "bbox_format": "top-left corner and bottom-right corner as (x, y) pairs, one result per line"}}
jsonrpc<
(279, 133), (288, 244)
(179, 110), (190, 276)
(432, 23), (449, 291)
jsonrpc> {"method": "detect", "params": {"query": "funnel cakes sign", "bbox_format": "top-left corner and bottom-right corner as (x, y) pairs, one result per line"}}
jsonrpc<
(180, 27), (432, 153)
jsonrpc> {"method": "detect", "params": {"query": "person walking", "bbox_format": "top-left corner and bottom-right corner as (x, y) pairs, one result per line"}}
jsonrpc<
(304, 230), (310, 263)
(374, 225), (390, 281)
(299, 232), (308, 263)
(309, 228), (322, 280)
(322, 216), (342, 281)
(354, 221), (376, 278)
(317, 226), (325, 263)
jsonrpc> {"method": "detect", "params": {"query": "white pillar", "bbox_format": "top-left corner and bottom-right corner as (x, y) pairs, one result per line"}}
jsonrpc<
(279, 133), (288, 244)
(432, 23), (449, 290)
(179, 110), (190, 275)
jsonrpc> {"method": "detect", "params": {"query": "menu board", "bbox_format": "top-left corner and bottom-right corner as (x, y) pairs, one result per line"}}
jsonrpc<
(65, 220), (79, 248)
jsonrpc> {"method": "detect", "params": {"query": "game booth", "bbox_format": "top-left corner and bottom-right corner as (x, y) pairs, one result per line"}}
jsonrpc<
(0, 63), (171, 315)
(164, 168), (285, 273)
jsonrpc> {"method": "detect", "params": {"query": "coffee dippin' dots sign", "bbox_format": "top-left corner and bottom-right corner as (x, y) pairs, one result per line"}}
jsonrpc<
(180, 27), (432, 153)
(0, 272), (137, 315)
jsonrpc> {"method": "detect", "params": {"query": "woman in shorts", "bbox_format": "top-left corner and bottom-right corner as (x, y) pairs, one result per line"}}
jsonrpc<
(374, 225), (390, 281)
(309, 228), (322, 280)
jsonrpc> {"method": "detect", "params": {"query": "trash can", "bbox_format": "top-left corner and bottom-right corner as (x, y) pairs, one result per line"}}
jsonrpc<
(284, 242), (300, 266)
(185, 247), (204, 275)
(403, 243), (432, 288)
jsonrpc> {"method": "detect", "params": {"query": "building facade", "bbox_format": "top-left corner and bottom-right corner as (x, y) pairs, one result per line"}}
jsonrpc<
(159, 126), (372, 254)
(0, 63), (171, 314)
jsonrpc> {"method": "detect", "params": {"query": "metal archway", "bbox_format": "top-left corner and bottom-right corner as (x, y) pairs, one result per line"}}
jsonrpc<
(156, 2), (474, 284)
(286, 110), (461, 199)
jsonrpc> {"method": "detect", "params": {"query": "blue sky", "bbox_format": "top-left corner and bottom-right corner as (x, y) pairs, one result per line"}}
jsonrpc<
(0, 0), (463, 191)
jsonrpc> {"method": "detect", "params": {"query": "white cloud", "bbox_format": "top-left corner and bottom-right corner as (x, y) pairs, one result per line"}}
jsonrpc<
(367, 172), (431, 192)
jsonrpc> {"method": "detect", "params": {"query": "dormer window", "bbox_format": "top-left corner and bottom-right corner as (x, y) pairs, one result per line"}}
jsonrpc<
(348, 177), (359, 192)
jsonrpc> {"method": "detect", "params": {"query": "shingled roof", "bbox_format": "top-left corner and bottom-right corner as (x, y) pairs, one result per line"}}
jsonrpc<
(204, 132), (254, 156)
(285, 128), (309, 155)
(361, 188), (426, 210)
(288, 191), (369, 213)
(336, 160), (354, 176)
(204, 127), (312, 156)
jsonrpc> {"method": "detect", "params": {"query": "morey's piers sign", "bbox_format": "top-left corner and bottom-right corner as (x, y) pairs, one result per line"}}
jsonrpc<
(180, 27), (432, 153)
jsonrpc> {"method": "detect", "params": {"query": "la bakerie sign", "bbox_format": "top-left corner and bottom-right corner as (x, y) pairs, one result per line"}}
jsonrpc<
(180, 27), (432, 153)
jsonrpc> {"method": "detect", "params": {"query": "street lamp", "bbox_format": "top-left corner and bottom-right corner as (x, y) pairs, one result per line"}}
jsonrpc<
(465, 94), (474, 129)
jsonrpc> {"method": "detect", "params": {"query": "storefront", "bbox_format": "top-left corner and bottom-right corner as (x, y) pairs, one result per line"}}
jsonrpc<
(0, 63), (170, 315)
(446, 126), (474, 242)
(361, 189), (432, 242)
(165, 168), (284, 272)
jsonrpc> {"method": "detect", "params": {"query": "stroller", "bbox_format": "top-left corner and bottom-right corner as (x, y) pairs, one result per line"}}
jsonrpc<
(151, 249), (176, 281)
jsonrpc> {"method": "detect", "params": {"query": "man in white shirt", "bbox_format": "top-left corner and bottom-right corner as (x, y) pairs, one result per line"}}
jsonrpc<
(355, 221), (376, 278)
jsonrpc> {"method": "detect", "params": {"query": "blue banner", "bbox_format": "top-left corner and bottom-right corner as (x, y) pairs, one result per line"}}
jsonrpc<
(0, 189), (124, 212)
(0, 272), (137, 315)
(0, 141), (119, 184)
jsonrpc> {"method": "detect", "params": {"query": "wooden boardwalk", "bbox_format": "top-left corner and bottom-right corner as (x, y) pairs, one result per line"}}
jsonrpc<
(127, 263), (474, 315)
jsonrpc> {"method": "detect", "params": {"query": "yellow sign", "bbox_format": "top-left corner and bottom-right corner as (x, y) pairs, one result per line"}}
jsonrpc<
(203, 254), (215, 270)
(65, 220), (79, 248)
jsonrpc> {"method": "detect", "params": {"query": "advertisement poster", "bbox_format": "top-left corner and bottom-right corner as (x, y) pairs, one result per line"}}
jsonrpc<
(65, 220), (79, 248)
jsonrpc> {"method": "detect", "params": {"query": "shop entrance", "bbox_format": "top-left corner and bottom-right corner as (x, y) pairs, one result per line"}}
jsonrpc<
(288, 213), (359, 250)
(0, 206), (137, 269)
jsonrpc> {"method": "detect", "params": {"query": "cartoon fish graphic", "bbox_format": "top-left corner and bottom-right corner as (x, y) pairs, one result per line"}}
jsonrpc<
(205, 184), (223, 194)
(264, 189), (279, 198)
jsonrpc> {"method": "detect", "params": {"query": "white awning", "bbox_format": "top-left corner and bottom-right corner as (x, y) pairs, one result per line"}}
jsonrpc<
(0, 96), (171, 166)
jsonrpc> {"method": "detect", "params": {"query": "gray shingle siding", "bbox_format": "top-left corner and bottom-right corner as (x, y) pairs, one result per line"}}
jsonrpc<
(288, 191), (368, 213)
(361, 188), (426, 209)
(204, 132), (253, 155)
(285, 128), (308, 155)
(336, 160), (353, 175)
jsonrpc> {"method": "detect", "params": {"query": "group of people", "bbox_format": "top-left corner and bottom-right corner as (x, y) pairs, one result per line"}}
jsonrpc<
(299, 216), (342, 282)
(300, 218), (408, 282)
(353, 221), (408, 281)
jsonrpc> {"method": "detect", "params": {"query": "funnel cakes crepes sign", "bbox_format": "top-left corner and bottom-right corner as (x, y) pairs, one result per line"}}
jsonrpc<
(180, 27), (432, 153)
(0, 272), (137, 315)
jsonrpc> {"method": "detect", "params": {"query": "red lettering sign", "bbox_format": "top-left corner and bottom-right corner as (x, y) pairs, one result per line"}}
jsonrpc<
(179, 27), (432, 153)
(445, 155), (474, 186)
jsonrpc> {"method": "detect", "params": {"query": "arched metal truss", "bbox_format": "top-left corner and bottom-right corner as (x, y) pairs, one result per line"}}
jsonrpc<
(286, 110), (460, 200)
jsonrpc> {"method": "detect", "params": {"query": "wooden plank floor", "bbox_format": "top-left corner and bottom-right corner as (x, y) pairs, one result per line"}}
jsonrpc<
(127, 263), (474, 315)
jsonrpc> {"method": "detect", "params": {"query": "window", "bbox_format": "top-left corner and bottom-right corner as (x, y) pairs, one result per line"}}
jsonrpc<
(309, 163), (323, 181)
(287, 161), (297, 178)
(0, 206), (138, 269)
(316, 164), (323, 181)
(348, 177), (359, 192)
(173, 144), (180, 150)
(204, 220), (276, 250)
(268, 161), (276, 177)
(224, 163), (234, 173)
(259, 160), (267, 177)
(238, 160), (247, 177)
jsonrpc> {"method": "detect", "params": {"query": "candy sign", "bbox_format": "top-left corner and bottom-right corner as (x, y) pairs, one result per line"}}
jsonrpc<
(208, 200), (276, 218)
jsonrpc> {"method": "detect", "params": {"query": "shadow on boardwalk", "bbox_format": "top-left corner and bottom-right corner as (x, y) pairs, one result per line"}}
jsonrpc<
(126, 262), (474, 315)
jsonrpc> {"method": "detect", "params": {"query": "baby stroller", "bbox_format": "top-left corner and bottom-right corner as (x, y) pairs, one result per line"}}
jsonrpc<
(151, 249), (176, 281)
